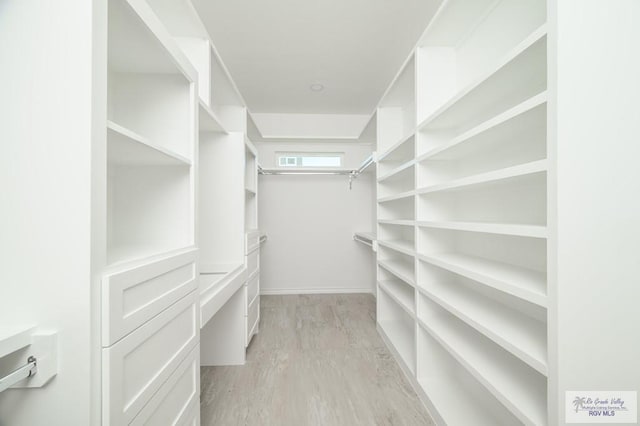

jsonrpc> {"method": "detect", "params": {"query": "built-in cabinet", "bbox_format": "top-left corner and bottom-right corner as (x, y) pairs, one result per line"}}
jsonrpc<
(101, 0), (260, 422)
(376, 1), (550, 424)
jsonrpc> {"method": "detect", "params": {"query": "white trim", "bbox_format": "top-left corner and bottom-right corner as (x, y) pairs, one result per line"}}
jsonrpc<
(260, 287), (375, 296)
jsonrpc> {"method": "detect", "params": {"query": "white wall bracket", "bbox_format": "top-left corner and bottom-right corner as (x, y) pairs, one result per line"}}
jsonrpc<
(0, 327), (58, 391)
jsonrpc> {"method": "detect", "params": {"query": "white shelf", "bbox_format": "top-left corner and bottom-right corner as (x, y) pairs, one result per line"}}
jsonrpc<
(418, 317), (546, 425)
(418, 377), (508, 426)
(377, 133), (415, 163)
(354, 231), (376, 242)
(419, 252), (546, 307)
(418, 92), (547, 162)
(419, 284), (547, 375)
(379, 280), (415, 315)
(377, 240), (415, 257)
(198, 100), (228, 133)
(378, 259), (415, 286)
(109, 0), (196, 79)
(245, 187), (257, 196)
(417, 25), (547, 131)
(417, 160), (547, 195)
(417, 221), (547, 239)
(377, 190), (415, 204)
(244, 136), (258, 157)
(378, 320), (415, 374)
(0, 326), (35, 359)
(107, 121), (191, 166)
(378, 159), (415, 182)
(107, 244), (193, 270)
(378, 219), (414, 226)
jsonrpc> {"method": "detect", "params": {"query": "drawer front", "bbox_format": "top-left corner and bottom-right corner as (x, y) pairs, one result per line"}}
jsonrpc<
(245, 230), (260, 255)
(103, 292), (199, 425)
(246, 295), (260, 347)
(131, 345), (200, 426)
(102, 249), (198, 346)
(246, 248), (259, 279)
(246, 273), (259, 307)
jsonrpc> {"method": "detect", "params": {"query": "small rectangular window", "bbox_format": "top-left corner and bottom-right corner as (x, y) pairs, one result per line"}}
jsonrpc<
(276, 152), (343, 168)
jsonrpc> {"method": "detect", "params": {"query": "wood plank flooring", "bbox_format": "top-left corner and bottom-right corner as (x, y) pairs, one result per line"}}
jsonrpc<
(200, 294), (434, 425)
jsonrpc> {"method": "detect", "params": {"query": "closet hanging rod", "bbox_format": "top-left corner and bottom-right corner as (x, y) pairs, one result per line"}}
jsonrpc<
(353, 154), (375, 177)
(0, 356), (37, 393)
(259, 169), (353, 176)
(353, 235), (373, 247)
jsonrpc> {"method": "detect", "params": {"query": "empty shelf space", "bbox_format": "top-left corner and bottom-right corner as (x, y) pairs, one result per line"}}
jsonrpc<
(378, 259), (415, 286)
(417, 221), (547, 239)
(418, 25), (547, 131)
(378, 220), (414, 226)
(378, 159), (415, 182)
(419, 93), (547, 162)
(378, 190), (415, 203)
(198, 100), (228, 133)
(377, 240), (415, 256)
(108, 0), (194, 78)
(419, 377), (510, 426)
(418, 315), (547, 425)
(378, 320), (415, 374)
(377, 133), (416, 164)
(419, 253), (546, 307)
(419, 253), (547, 307)
(417, 160), (547, 195)
(354, 231), (376, 242)
(419, 283), (547, 375)
(107, 121), (191, 166)
(379, 280), (415, 315)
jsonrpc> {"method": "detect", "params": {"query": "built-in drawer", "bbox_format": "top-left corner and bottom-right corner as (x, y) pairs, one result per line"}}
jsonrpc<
(102, 248), (197, 346)
(102, 292), (199, 425)
(246, 248), (259, 278)
(130, 344), (199, 426)
(246, 295), (260, 347)
(246, 273), (259, 308)
(245, 230), (260, 255)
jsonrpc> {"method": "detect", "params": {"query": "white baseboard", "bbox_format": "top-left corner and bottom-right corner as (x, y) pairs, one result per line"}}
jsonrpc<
(260, 287), (375, 296)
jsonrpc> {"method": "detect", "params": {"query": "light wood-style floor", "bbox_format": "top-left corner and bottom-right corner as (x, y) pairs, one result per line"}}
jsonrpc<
(200, 294), (434, 425)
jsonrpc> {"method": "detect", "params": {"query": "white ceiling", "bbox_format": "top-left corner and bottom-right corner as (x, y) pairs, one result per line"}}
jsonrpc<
(192, 0), (442, 115)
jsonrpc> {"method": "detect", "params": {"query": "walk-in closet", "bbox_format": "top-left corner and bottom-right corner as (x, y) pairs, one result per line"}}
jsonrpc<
(1, 0), (639, 425)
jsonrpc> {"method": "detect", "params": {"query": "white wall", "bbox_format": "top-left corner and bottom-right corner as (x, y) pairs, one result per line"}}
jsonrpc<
(549, 1), (640, 423)
(257, 143), (375, 294)
(0, 0), (104, 425)
(251, 113), (371, 139)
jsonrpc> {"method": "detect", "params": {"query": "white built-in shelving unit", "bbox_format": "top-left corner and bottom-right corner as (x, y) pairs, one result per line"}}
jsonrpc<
(102, 0), (201, 424)
(376, 0), (550, 424)
(145, 0), (261, 365)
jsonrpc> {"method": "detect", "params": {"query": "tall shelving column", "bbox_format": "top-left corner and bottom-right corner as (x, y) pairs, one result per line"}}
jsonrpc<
(139, 0), (260, 365)
(376, 0), (550, 424)
(101, 0), (201, 424)
(415, 1), (547, 424)
(244, 133), (260, 347)
(376, 56), (417, 376)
